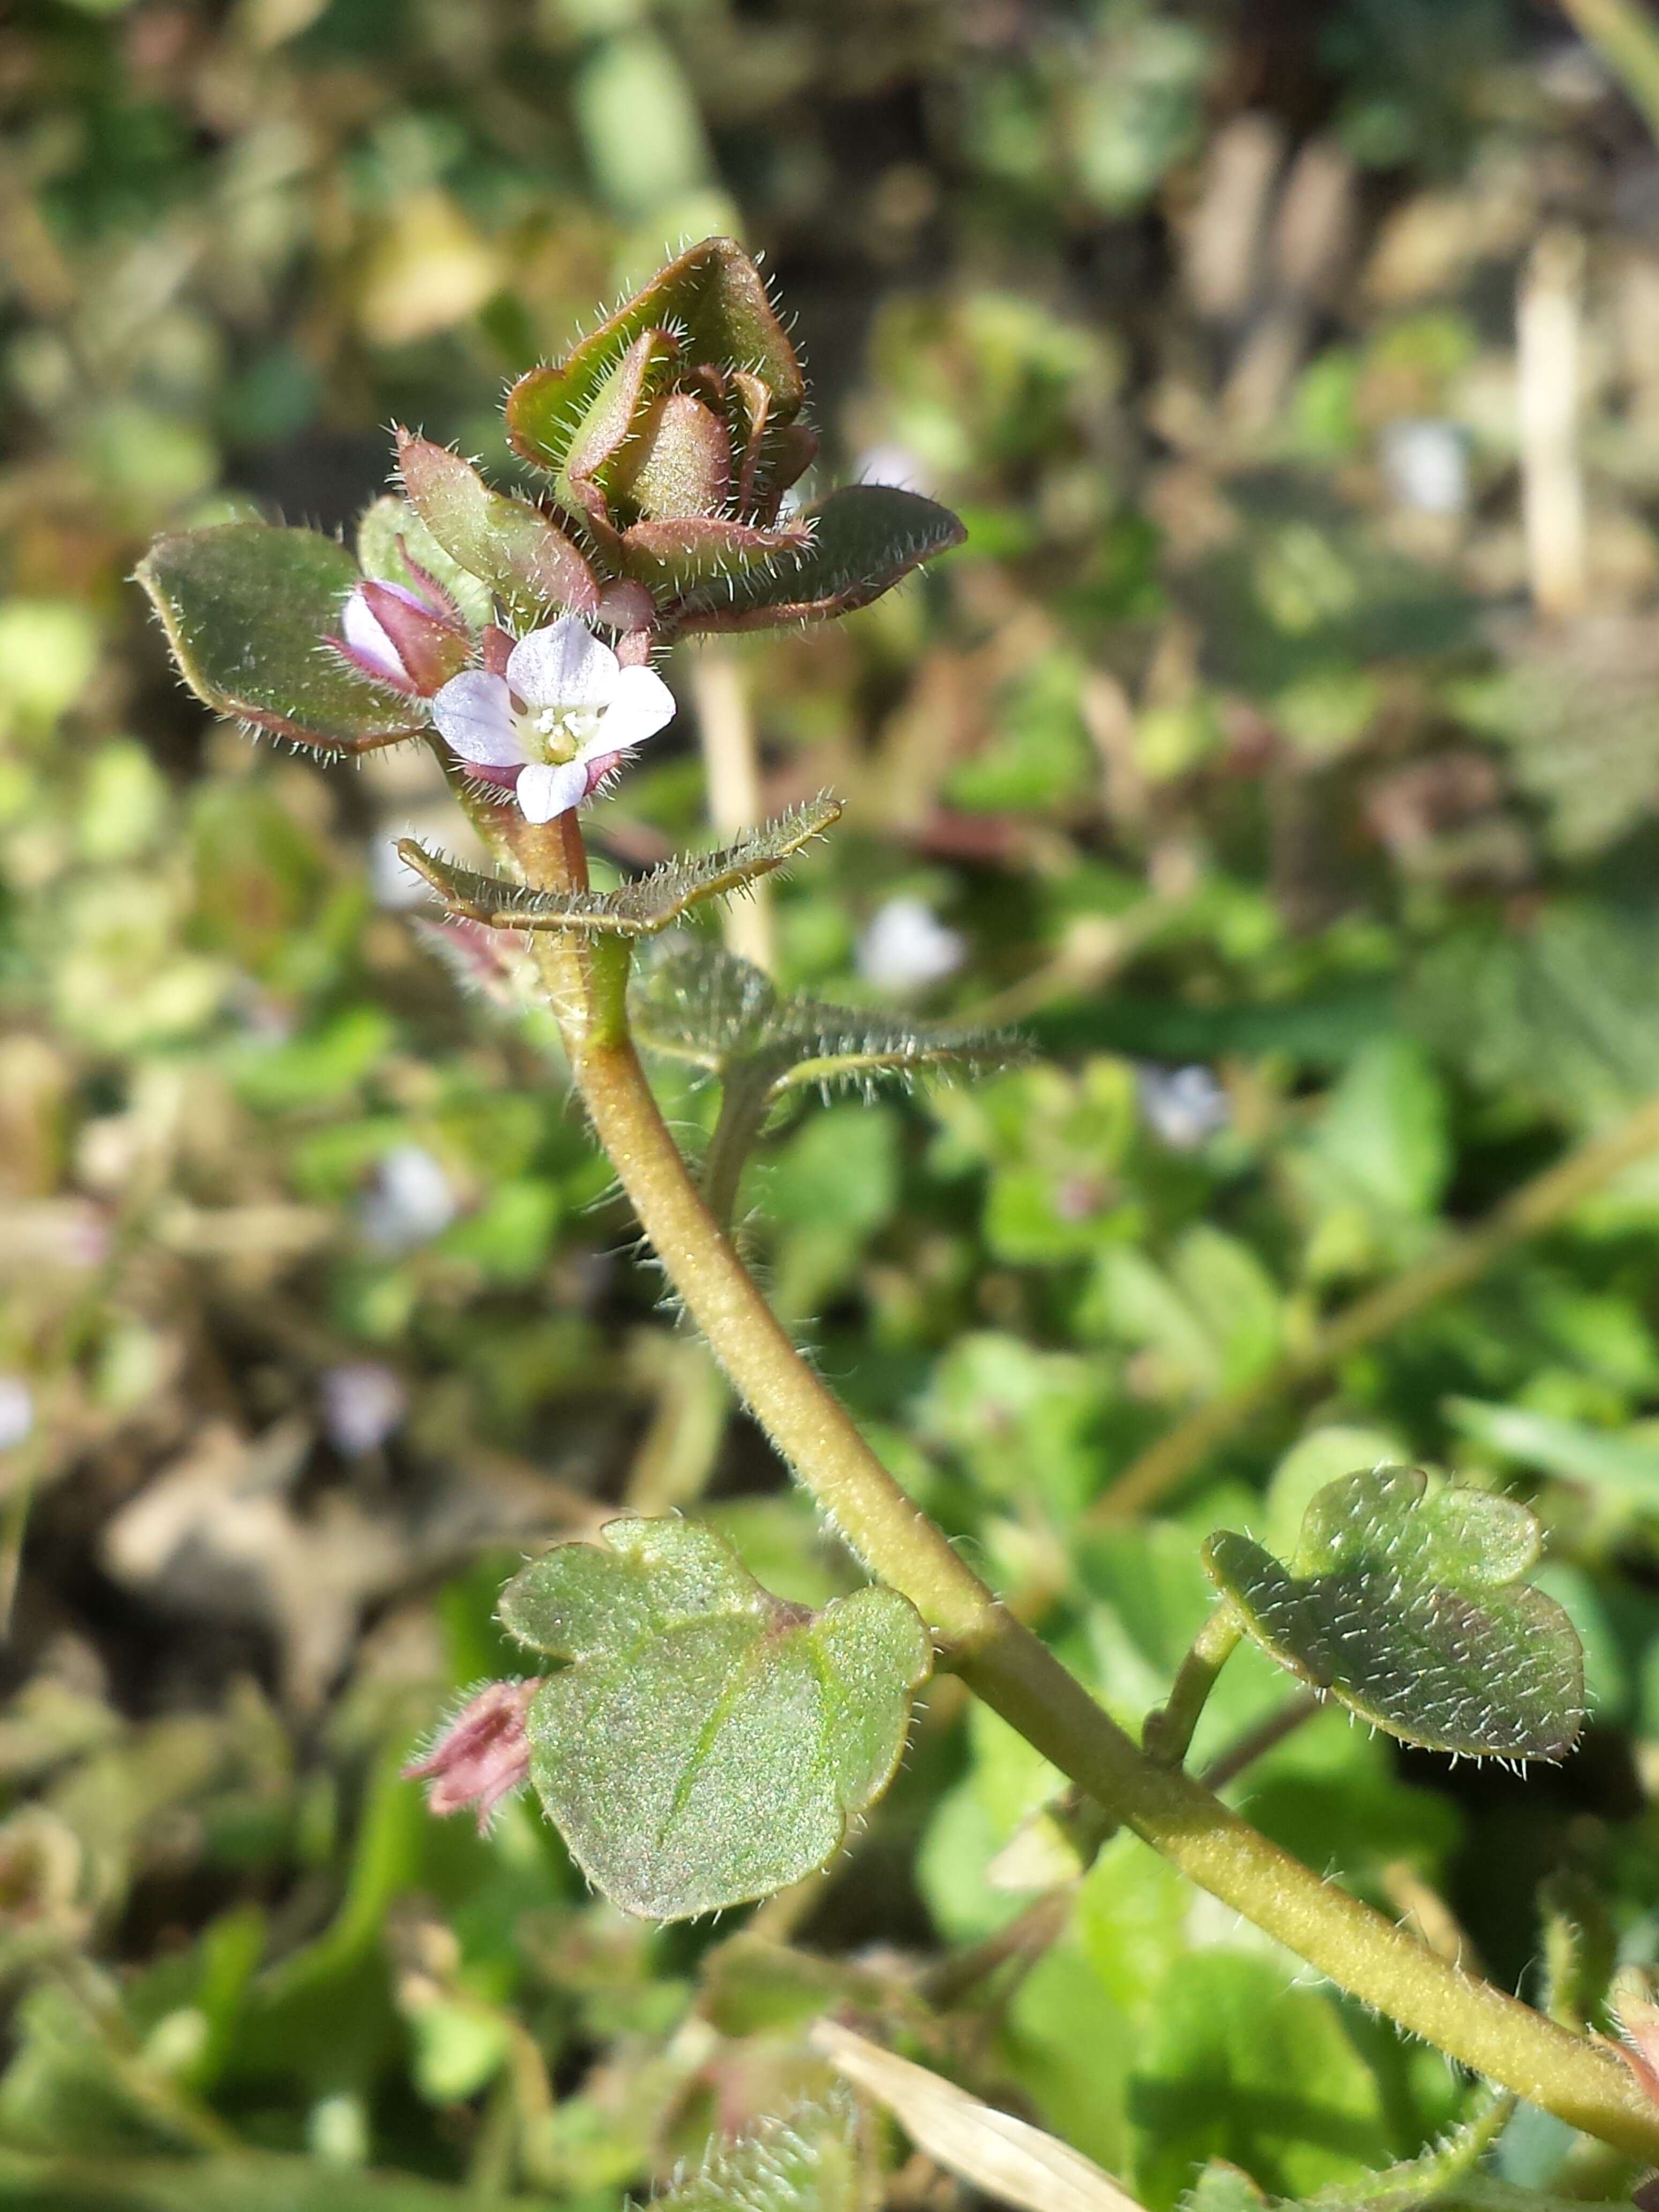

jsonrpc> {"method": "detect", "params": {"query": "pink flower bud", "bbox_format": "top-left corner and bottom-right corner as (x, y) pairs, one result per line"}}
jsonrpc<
(332, 568), (471, 698)
(403, 1679), (542, 1832)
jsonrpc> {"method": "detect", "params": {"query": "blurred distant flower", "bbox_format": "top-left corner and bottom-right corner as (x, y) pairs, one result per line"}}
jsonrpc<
(431, 617), (676, 825)
(0, 1380), (32, 1452)
(359, 1145), (457, 1252)
(1379, 420), (1467, 518)
(369, 833), (432, 911)
(1137, 1064), (1229, 1150)
(333, 570), (472, 698)
(857, 896), (966, 993)
(320, 1363), (407, 1457)
(405, 1678), (542, 1832)
(856, 444), (936, 495)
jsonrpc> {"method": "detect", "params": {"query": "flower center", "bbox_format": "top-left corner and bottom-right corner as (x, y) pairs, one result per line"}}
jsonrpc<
(518, 703), (600, 766)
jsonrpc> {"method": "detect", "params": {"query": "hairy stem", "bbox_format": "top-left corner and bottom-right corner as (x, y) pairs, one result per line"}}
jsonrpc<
(1142, 1602), (1242, 1766)
(1094, 1086), (1659, 1522)
(466, 787), (1659, 2159)
(563, 1014), (1659, 2157)
(702, 1063), (777, 1234)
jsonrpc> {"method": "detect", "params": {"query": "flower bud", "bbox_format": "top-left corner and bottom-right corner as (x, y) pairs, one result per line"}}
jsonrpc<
(403, 1678), (542, 1832)
(333, 566), (471, 697)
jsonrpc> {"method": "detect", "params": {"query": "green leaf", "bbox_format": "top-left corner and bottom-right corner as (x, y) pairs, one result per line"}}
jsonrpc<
(0, 2149), (555, 2210)
(394, 434), (599, 627)
(137, 526), (425, 753)
(1204, 1467), (1585, 1760)
(651, 2098), (863, 2211)
(1447, 1396), (1659, 1511)
(630, 938), (1013, 1091)
(614, 512), (814, 595)
(497, 1516), (932, 1919)
(506, 236), (804, 480)
(354, 494), (495, 631)
(1132, 1953), (1394, 2208)
(663, 485), (966, 634)
(397, 797), (841, 937)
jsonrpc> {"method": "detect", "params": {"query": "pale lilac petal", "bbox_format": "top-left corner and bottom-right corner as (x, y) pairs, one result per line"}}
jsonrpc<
(594, 663), (676, 754)
(515, 759), (588, 823)
(341, 588), (404, 683)
(506, 617), (618, 710)
(431, 670), (524, 767)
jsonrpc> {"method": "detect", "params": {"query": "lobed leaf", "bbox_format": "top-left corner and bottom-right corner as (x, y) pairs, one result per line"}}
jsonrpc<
(631, 938), (1015, 1092)
(137, 526), (426, 753)
(663, 484), (966, 636)
(397, 797), (841, 938)
(497, 1517), (932, 1920)
(1204, 1466), (1585, 1760)
(395, 432), (599, 626)
(507, 236), (804, 480)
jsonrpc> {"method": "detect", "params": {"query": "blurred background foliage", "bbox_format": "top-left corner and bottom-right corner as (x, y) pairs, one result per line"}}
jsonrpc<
(14, 0), (1659, 2205)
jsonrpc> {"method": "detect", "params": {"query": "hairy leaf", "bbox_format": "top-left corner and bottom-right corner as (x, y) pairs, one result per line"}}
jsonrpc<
(631, 938), (1013, 1092)
(498, 1517), (931, 1919)
(397, 797), (840, 937)
(615, 512), (814, 594)
(137, 526), (425, 752)
(649, 2099), (863, 2212)
(395, 434), (599, 626)
(664, 485), (966, 634)
(506, 236), (804, 480)
(1204, 1467), (1585, 1759)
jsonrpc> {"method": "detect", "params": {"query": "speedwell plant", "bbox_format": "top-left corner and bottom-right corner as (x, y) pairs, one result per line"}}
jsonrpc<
(139, 239), (1659, 2175)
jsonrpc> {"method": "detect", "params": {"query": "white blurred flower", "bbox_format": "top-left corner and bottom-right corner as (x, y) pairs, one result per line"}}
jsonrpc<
(857, 896), (966, 993)
(369, 832), (431, 911)
(1137, 1064), (1229, 1150)
(856, 443), (936, 494)
(320, 1363), (408, 1457)
(1379, 420), (1468, 518)
(358, 1145), (457, 1252)
(0, 1378), (33, 1451)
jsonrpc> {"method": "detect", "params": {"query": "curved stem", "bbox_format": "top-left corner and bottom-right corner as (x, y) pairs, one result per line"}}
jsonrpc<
(702, 1063), (777, 1234)
(562, 1018), (1659, 2159)
(1093, 1086), (1659, 1523)
(1142, 1602), (1242, 1767)
(457, 781), (1659, 2159)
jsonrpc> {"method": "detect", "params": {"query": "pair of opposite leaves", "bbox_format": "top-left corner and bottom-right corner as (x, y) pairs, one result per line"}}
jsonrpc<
(495, 1465), (1582, 1923)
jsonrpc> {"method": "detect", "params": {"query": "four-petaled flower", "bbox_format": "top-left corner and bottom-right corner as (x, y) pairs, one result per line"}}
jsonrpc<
(430, 616), (676, 824)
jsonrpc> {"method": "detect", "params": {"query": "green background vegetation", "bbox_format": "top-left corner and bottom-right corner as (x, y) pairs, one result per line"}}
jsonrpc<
(9, 0), (1659, 2203)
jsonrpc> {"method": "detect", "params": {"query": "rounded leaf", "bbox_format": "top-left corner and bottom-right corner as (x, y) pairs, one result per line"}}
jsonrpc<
(1203, 1467), (1585, 1760)
(498, 1516), (932, 1920)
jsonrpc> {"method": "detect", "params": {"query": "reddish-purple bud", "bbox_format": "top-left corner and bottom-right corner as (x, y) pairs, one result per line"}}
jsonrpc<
(403, 1678), (541, 1831)
(332, 578), (471, 698)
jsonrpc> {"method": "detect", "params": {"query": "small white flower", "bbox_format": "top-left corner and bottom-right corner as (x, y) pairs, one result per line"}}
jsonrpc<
(430, 616), (676, 824)
(0, 1378), (32, 1451)
(1379, 420), (1468, 518)
(320, 1362), (407, 1456)
(857, 896), (966, 993)
(358, 1144), (457, 1252)
(1137, 1064), (1230, 1151)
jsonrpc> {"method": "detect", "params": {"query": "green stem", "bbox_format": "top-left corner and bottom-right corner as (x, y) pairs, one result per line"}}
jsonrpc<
(1142, 1602), (1242, 1767)
(1557, 0), (1659, 145)
(460, 782), (1659, 2160)
(702, 1063), (777, 1234)
(561, 1018), (1659, 2158)
(1093, 1086), (1659, 1523)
